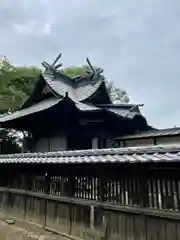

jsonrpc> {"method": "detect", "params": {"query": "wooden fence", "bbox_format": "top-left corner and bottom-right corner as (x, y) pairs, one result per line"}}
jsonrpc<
(0, 162), (180, 239)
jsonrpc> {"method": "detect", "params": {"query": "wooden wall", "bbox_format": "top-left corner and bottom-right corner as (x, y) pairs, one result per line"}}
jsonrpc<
(0, 163), (180, 239)
(119, 135), (180, 148)
(122, 138), (154, 147)
(0, 189), (180, 240)
(156, 135), (180, 145)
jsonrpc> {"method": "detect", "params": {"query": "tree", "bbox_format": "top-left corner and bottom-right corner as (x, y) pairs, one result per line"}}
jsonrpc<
(0, 128), (22, 154)
(0, 57), (41, 153)
(0, 56), (41, 113)
(63, 65), (88, 77)
(63, 66), (130, 103)
(106, 81), (130, 103)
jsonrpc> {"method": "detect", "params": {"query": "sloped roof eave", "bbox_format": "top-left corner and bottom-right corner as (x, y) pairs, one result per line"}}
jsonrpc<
(78, 81), (111, 103)
(0, 143), (180, 164)
(0, 98), (62, 123)
(99, 105), (144, 120)
(0, 98), (104, 124)
(117, 127), (180, 140)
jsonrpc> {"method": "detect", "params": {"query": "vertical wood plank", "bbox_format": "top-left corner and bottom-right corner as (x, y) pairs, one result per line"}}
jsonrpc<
(175, 180), (180, 211)
(134, 215), (146, 240)
(166, 222), (177, 240)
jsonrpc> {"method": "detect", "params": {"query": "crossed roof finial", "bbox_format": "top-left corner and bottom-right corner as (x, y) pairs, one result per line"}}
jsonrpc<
(42, 54), (104, 85)
(42, 53), (63, 73)
(51, 53), (63, 70)
(85, 58), (104, 84)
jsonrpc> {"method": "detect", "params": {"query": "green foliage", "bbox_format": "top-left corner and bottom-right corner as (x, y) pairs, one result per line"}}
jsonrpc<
(106, 81), (130, 103)
(0, 57), (41, 113)
(0, 56), (41, 153)
(63, 65), (88, 77)
(0, 128), (21, 154)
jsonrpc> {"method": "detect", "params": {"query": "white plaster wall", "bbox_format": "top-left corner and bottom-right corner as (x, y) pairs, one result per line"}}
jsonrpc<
(36, 136), (67, 152)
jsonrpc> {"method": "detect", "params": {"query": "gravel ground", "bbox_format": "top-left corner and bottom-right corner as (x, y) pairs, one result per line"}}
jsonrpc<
(0, 217), (68, 240)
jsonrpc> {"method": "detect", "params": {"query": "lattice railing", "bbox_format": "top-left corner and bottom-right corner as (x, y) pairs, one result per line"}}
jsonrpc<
(3, 168), (180, 212)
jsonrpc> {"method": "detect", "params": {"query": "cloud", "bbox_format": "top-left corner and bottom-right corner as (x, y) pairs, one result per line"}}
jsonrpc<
(13, 21), (52, 36)
(0, 0), (54, 34)
(0, 0), (180, 128)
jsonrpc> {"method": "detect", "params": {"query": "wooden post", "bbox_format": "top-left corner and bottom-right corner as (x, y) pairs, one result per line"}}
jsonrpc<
(92, 138), (98, 149)
(24, 172), (28, 219)
(68, 169), (73, 235)
(44, 172), (50, 227)
(139, 167), (148, 208)
(99, 168), (105, 202)
(90, 206), (95, 230)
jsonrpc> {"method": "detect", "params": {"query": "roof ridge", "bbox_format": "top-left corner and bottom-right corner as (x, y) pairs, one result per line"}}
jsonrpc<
(117, 127), (180, 140)
(96, 104), (143, 107)
(1, 144), (180, 159)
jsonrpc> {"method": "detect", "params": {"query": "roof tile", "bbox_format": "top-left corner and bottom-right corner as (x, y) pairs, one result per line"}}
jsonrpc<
(118, 127), (180, 140)
(0, 144), (180, 164)
(0, 98), (61, 122)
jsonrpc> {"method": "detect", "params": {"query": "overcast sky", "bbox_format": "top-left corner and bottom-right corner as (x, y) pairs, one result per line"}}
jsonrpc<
(0, 0), (180, 129)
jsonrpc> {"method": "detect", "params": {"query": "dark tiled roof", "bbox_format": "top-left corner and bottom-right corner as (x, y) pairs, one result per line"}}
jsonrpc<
(75, 102), (100, 111)
(96, 104), (143, 108)
(0, 98), (61, 122)
(0, 97), (143, 122)
(0, 98), (101, 122)
(106, 107), (140, 119)
(0, 144), (180, 164)
(43, 71), (103, 103)
(75, 76), (103, 102)
(97, 104), (142, 119)
(117, 128), (180, 140)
